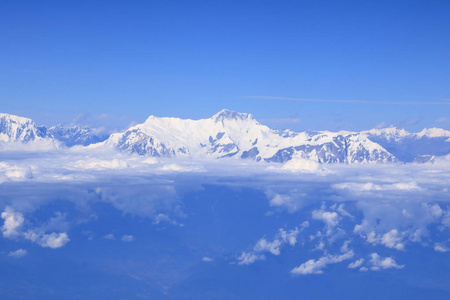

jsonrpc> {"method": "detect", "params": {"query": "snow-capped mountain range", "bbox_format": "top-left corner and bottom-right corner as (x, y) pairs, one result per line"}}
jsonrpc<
(1, 110), (449, 164)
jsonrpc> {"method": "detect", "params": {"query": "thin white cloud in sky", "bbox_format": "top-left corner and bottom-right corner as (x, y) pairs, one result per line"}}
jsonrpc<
(348, 258), (364, 269)
(237, 252), (265, 265)
(121, 235), (135, 242)
(291, 248), (354, 275)
(8, 248), (27, 258)
(245, 96), (450, 105)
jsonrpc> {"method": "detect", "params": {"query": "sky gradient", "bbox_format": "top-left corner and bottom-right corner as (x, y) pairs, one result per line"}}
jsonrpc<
(1, 0), (449, 132)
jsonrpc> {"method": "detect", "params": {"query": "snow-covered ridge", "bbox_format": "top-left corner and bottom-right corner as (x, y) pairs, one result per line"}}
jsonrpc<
(2, 111), (450, 164)
(363, 126), (450, 162)
(364, 126), (450, 140)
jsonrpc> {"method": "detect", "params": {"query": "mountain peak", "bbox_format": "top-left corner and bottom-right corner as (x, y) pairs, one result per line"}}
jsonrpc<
(212, 109), (254, 122)
(0, 113), (34, 124)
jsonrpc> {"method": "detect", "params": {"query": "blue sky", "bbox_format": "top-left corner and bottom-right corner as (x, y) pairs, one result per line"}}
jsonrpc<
(1, 0), (449, 131)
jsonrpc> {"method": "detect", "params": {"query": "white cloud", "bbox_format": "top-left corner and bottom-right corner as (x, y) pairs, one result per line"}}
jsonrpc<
(152, 213), (180, 226)
(252, 227), (302, 257)
(336, 204), (353, 219)
(265, 190), (307, 213)
(380, 229), (405, 250)
(434, 243), (449, 252)
(72, 158), (129, 170)
(348, 258), (364, 269)
(122, 235), (134, 242)
(369, 253), (404, 270)
(1, 206), (24, 238)
(333, 182), (420, 192)
(1, 207), (69, 249)
(237, 252), (265, 265)
(202, 257), (213, 262)
(254, 238), (282, 255)
(364, 229), (405, 251)
(276, 157), (324, 173)
(8, 248), (27, 258)
(312, 210), (340, 228)
(279, 227), (300, 246)
(24, 231), (70, 249)
(312, 208), (340, 235)
(291, 250), (354, 275)
(103, 233), (115, 240)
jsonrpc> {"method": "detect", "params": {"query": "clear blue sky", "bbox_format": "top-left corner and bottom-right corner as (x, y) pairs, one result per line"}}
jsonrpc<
(1, 0), (449, 131)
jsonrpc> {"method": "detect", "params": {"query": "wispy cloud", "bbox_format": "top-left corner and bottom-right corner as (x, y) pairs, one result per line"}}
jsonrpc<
(245, 96), (450, 105)
(436, 117), (450, 123)
(259, 118), (301, 124)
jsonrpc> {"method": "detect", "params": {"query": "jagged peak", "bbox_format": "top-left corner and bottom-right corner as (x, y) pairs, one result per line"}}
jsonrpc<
(0, 113), (35, 124)
(211, 109), (254, 122)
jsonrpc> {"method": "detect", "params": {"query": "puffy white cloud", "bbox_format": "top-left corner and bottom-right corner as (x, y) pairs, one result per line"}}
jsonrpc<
(312, 210), (340, 228)
(291, 249), (354, 275)
(1, 207), (69, 249)
(279, 227), (300, 246)
(380, 230), (405, 250)
(122, 235), (134, 242)
(24, 231), (70, 249)
(252, 226), (302, 258)
(237, 252), (265, 265)
(202, 257), (213, 262)
(265, 190), (306, 213)
(278, 157), (324, 173)
(8, 248), (27, 258)
(38, 232), (69, 249)
(363, 230), (405, 251)
(254, 238), (282, 255)
(369, 253), (404, 270)
(312, 208), (340, 235)
(1, 206), (24, 238)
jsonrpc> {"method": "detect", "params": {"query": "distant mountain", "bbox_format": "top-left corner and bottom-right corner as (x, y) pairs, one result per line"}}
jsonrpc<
(0, 113), (51, 143)
(2, 111), (450, 164)
(101, 109), (396, 163)
(0, 113), (105, 149)
(48, 125), (109, 147)
(364, 127), (450, 162)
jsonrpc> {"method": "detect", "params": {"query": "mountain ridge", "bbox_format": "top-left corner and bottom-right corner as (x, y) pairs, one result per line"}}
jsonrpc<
(1, 111), (449, 164)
